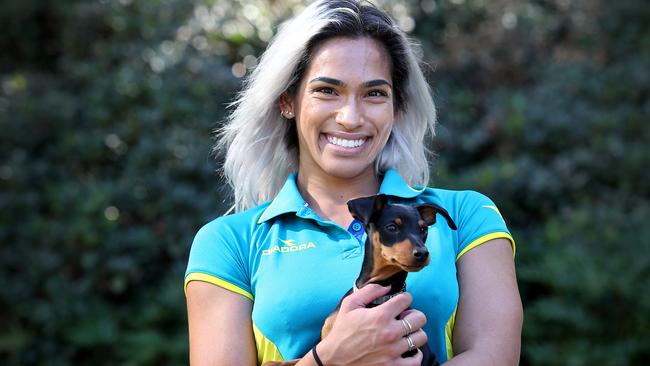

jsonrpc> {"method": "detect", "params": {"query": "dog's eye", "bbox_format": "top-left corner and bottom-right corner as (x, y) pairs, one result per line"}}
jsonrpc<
(420, 226), (428, 234)
(385, 223), (398, 232)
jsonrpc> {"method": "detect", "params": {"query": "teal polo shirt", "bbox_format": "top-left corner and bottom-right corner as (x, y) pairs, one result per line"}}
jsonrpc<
(184, 169), (515, 364)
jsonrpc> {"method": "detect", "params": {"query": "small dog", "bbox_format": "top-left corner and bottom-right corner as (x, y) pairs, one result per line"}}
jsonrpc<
(264, 194), (457, 366)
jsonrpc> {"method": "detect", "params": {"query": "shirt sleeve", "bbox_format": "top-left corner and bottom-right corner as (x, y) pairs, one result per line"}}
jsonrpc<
(184, 218), (254, 301)
(454, 191), (515, 261)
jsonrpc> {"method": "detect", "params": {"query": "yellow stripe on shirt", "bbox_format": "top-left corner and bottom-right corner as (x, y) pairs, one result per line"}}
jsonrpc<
(184, 272), (254, 301)
(456, 232), (516, 261)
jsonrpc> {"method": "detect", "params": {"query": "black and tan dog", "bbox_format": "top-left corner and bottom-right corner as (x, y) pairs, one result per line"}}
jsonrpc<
(265, 194), (457, 366)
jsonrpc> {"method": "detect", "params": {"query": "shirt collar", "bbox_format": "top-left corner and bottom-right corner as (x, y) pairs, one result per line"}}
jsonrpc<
(378, 168), (426, 198)
(257, 173), (306, 224)
(257, 168), (425, 224)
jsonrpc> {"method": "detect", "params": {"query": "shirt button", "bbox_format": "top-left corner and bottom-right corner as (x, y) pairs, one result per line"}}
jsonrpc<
(352, 222), (362, 232)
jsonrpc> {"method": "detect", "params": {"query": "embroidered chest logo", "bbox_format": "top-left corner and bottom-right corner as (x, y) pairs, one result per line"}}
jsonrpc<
(262, 239), (317, 256)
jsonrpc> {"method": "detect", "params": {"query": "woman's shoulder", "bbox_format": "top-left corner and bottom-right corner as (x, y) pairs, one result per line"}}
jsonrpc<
(382, 169), (496, 210)
(185, 202), (274, 298)
(417, 186), (513, 256)
(415, 186), (507, 229)
(195, 200), (273, 240)
(417, 186), (497, 210)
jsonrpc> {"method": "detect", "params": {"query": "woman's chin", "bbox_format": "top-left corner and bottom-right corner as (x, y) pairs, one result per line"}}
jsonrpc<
(319, 160), (375, 180)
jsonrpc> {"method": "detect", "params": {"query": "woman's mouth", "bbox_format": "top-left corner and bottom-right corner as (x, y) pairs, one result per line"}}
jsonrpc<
(326, 135), (367, 148)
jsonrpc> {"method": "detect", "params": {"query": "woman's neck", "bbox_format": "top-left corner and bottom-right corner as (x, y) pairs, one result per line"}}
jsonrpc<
(296, 168), (380, 228)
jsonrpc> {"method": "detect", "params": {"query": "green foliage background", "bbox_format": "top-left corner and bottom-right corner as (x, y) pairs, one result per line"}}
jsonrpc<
(1, 0), (648, 364)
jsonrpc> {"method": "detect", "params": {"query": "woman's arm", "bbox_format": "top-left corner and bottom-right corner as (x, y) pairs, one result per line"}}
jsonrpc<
(186, 281), (257, 366)
(445, 238), (523, 365)
(187, 282), (428, 366)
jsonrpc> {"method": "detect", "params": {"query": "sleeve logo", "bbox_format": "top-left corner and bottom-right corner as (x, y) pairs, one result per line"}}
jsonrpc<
(482, 205), (505, 222)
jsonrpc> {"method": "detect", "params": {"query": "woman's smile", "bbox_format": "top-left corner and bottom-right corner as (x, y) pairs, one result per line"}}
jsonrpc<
(325, 135), (367, 149)
(322, 133), (370, 155)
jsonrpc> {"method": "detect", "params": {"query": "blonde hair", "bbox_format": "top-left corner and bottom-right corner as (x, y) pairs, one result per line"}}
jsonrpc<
(217, 0), (436, 212)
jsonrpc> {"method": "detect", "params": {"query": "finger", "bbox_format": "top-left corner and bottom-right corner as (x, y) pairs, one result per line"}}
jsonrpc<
(397, 310), (427, 336)
(376, 291), (413, 318)
(401, 329), (428, 353)
(398, 308), (416, 319)
(339, 284), (390, 312)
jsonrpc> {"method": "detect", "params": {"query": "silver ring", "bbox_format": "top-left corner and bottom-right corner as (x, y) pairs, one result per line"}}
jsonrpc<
(406, 335), (416, 352)
(401, 318), (413, 336)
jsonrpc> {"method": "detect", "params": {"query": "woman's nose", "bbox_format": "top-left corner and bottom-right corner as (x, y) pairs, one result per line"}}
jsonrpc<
(335, 99), (364, 130)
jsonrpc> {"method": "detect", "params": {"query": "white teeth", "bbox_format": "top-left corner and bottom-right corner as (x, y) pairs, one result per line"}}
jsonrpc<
(327, 135), (366, 148)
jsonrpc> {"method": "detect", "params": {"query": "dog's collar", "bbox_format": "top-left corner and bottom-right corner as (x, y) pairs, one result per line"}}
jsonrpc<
(353, 282), (407, 306)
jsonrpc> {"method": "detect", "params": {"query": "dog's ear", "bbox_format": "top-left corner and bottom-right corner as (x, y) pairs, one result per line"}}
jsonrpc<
(347, 194), (388, 226)
(415, 203), (458, 230)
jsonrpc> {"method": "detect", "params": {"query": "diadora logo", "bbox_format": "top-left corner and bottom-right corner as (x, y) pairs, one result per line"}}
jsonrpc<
(262, 239), (317, 256)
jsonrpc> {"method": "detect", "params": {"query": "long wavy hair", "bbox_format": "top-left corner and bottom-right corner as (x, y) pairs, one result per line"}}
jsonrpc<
(216, 0), (436, 212)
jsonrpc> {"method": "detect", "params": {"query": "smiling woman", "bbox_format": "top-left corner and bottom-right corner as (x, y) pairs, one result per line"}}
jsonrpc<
(216, 1), (434, 213)
(282, 37), (395, 185)
(184, 1), (522, 366)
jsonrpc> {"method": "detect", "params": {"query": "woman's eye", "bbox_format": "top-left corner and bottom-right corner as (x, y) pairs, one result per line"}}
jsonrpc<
(368, 90), (388, 97)
(385, 224), (398, 232)
(315, 87), (336, 95)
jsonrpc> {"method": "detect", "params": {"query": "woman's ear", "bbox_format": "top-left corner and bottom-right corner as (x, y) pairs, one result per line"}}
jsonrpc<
(279, 93), (295, 119)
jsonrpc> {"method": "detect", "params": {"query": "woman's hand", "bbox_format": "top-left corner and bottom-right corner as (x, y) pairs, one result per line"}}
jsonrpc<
(314, 284), (428, 366)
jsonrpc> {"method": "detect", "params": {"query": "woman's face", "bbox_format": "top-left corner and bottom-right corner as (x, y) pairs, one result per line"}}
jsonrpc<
(284, 37), (395, 181)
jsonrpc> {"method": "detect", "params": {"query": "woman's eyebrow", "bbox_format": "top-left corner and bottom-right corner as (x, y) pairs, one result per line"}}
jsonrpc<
(309, 76), (344, 86)
(308, 77), (392, 89)
(362, 79), (392, 89)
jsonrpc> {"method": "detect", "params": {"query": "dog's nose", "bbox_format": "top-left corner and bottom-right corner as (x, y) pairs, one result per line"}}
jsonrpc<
(413, 247), (429, 262)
